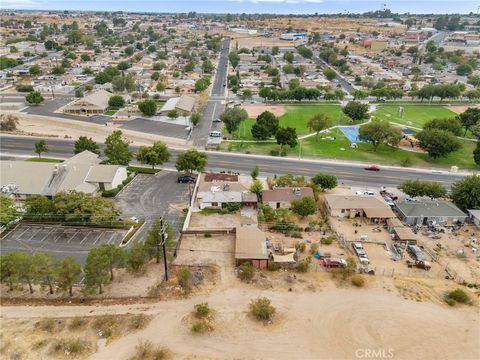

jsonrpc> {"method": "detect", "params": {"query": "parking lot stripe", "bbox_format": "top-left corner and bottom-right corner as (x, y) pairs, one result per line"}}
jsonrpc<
(80, 231), (92, 245)
(107, 232), (116, 244)
(92, 232), (103, 245)
(16, 226), (31, 239)
(66, 231), (78, 244)
(40, 227), (54, 242)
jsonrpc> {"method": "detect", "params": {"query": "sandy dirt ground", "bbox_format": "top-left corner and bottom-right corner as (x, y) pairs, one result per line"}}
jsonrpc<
(11, 113), (188, 148)
(1, 283), (478, 360)
(189, 213), (256, 229)
(241, 104), (287, 118)
(447, 104), (480, 114)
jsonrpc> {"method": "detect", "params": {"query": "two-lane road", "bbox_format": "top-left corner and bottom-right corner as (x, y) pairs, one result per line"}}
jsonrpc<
(0, 135), (466, 187)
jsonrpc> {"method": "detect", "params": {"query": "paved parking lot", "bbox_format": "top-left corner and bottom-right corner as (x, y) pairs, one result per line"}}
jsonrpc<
(120, 118), (188, 139)
(115, 171), (191, 240)
(1, 224), (127, 264)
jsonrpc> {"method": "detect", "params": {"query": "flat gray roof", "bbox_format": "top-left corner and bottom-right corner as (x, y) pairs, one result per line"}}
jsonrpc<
(396, 201), (466, 218)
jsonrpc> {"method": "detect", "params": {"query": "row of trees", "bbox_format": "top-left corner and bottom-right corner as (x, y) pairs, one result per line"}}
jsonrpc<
(398, 175), (480, 211)
(0, 217), (176, 295)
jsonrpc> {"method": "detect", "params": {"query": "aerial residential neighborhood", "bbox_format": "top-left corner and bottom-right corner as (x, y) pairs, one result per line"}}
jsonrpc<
(0, 1), (479, 359)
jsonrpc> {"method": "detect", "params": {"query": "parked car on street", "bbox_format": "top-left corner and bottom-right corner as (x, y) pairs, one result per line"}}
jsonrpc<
(177, 175), (196, 183)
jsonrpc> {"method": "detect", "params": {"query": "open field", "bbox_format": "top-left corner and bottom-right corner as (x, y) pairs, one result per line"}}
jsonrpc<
(222, 128), (477, 169)
(233, 104), (350, 140)
(373, 105), (457, 128)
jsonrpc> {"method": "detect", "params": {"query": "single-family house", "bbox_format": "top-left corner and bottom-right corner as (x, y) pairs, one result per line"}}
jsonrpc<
(323, 194), (396, 224)
(262, 187), (314, 209)
(196, 173), (258, 210)
(396, 200), (467, 226)
(235, 225), (269, 269)
(158, 94), (195, 115)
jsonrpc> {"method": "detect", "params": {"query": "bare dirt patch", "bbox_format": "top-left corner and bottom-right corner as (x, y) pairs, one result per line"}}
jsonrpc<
(241, 104), (287, 118)
(447, 104), (480, 114)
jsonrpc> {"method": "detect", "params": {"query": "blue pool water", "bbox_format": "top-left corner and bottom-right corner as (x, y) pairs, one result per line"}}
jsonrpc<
(338, 126), (364, 143)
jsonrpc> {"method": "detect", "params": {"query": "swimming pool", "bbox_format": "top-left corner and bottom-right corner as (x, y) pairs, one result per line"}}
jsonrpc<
(338, 126), (364, 143)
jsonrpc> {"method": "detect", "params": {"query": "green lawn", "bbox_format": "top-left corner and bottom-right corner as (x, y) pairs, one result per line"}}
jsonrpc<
(233, 104), (351, 140)
(26, 157), (64, 163)
(373, 105), (457, 129)
(104, 110), (117, 116)
(221, 128), (477, 169)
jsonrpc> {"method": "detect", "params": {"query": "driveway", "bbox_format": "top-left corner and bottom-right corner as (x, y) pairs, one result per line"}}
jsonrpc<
(114, 171), (190, 241)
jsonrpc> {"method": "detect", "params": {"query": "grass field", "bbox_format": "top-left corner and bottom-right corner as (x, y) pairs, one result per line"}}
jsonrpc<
(26, 157), (64, 163)
(233, 104), (351, 140)
(373, 105), (457, 129)
(221, 128), (477, 169)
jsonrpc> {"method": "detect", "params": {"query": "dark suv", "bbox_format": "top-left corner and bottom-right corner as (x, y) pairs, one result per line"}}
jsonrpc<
(177, 175), (196, 184)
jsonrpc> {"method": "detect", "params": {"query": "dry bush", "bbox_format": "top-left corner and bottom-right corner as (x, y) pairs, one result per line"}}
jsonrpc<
(50, 338), (89, 356)
(191, 319), (214, 334)
(128, 314), (150, 331)
(249, 297), (276, 322)
(351, 275), (365, 287)
(238, 262), (255, 282)
(128, 340), (169, 360)
(0, 114), (19, 131)
(194, 303), (210, 319)
(35, 318), (63, 333)
(68, 317), (88, 330)
(177, 267), (191, 291)
(92, 315), (118, 338)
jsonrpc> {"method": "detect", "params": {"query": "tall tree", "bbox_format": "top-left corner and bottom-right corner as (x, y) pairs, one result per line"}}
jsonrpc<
(220, 107), (248, 134)
(451, 175), (480, 211)
(307, 113), (333, 140)
(104, 130), (132, 165)
(291, 197), (317, 217)
(32, 252), (58, 294)
(342, 101), (369, 122)
(34, 140), (48, 158)
(84, 247), (111, 294)
(136, 141), (171, 169)
(251, 111), (279, 140)
(138, 99), (157, 116)
(399, 179), (447, 199)
(13, 252), (36, 293)
(311, 173), (338, 191)
(0, 196), (17, 226)
(0, 252), (19, 291)
(175, 149), (208, 174)
(458, 108), (480, 136)
(275, 127), (298, 149)
(143, 219), (165, 264)
(416, 129), (461, 159)
(126, 240), (148, 273)
(359, 120), (403, 151)
(424, 117), (463, 136)
(26, 91), (44, 105)
(74, 136), (100, 155)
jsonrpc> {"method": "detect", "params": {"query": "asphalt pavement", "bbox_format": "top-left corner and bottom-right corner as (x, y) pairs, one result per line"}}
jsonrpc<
(0, 135), (466, 188)
(191, 38), (230, 147)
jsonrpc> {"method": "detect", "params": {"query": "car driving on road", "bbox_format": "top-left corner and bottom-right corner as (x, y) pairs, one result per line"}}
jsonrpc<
(364, 165), (381, 171)
(177, 175), (196, 183)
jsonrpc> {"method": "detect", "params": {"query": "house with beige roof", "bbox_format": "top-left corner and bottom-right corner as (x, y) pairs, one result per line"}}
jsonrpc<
(262, 187), (314, 209)
(323, 194), (396, 224)
(0, 151), (127, 198)
(235, 225), (269, 269)
(63, 89), (111, 115)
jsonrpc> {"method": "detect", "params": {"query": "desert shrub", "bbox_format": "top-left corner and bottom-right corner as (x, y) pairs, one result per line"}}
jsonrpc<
(69, 317), (88, 330)
(446, 288), (469, 304)
(310, 243), (319, 254)
(177, 268), (191, 291)
(446, 298), (456, 306)
(249, 297), (276, 322)
(128, 340), (169, 360)
(0, 114), (18, 131)
(50, 338), (88, 356)
(296, 256), (312, 273)
(290, 231), (303, 238)
(128, 314), (150, 330)
(92, 315), (117, 338)
(267, 262), (281, 271)
(191, 319), (213, 333)
(238, 262), (255, 282)
(194, 303), (210, 319)
(320, 236), (334, 245)
(295, 242), (306, 252)
(269, 149), (279, 156)
(33, 339), (49, 349)
(351, 275), (365, 287)
(35, 318), (57, 332)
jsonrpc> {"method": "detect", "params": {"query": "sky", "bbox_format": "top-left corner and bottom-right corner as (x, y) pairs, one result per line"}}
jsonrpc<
(0, 0), (479, 15)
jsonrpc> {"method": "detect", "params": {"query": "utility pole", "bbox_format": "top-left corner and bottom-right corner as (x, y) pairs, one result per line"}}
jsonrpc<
(159, 217), (169, 281)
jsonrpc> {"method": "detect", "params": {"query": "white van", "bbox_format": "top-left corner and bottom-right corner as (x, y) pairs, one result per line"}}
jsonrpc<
(209, 131), (222, 137)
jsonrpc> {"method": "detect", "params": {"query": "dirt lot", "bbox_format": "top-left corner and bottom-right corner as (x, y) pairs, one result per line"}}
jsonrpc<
(241, 104), (287, 118)
(1, 281), (478, 360)
(189, 212), (256, 229)
(447, 104), (480, 114)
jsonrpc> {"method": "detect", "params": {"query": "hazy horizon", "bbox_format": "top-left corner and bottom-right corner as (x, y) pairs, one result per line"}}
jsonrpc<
(1, 0), (479, 15)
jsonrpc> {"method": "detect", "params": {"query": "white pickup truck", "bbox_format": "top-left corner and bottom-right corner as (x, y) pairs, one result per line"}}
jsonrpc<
(352, 242), (370, 265)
